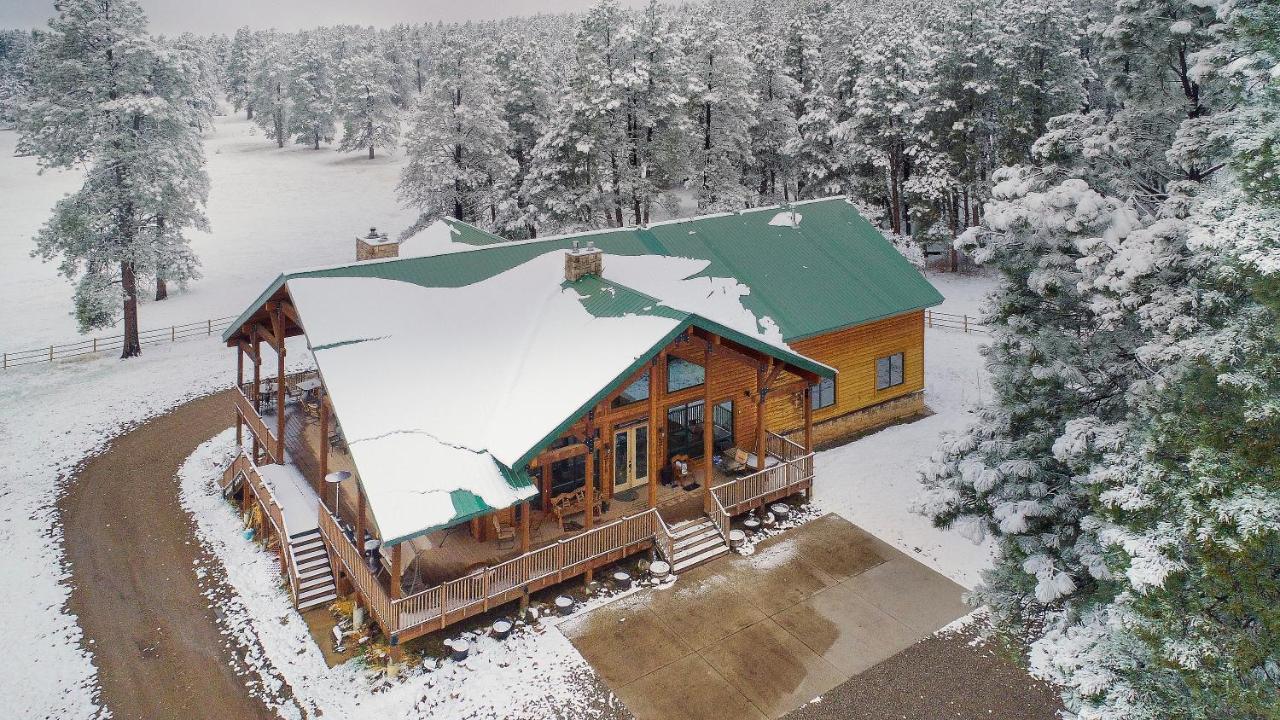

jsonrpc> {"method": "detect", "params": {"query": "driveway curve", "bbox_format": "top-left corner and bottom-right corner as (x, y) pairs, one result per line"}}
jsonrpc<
(60, 389), (276, 720)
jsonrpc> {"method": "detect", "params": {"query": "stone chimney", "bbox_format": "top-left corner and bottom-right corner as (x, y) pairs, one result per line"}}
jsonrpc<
(565, 240), (603, 282)
(355, 227), (399, 261)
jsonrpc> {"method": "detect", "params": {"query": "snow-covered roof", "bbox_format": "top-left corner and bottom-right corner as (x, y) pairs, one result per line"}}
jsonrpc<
(284, 250), (831, 545)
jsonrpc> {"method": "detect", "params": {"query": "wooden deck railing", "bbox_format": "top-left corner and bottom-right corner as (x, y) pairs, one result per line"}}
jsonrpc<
(224, 452), (299, 604)
(317, 503), (397, 633)
(234, 385), (283, 463)
(712, 449), (815, 517)
(766, 431), (807, 464)
(391, 507), (670, 637)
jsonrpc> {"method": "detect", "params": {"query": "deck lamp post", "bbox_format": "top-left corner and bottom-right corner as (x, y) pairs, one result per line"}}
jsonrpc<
(324, 470), (351, 516)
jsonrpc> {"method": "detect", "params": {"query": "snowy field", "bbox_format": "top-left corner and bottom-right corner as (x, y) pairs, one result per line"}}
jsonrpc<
(0, 115), (418, 350)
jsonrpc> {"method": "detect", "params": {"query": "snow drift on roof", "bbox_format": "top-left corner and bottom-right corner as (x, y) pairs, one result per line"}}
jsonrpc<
(286, 252), (683, 542)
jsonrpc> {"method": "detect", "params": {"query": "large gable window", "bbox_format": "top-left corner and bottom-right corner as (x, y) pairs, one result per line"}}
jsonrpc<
(875, 352), (904, 391)
(666, 356), (705, 393)
(611, 370), (650, 408)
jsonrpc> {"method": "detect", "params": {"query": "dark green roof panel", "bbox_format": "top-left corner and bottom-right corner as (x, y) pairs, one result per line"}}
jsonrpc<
(224, 198), (941, 344)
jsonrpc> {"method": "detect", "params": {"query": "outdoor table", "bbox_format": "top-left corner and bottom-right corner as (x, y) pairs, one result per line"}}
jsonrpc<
(297, 378), (322, 392)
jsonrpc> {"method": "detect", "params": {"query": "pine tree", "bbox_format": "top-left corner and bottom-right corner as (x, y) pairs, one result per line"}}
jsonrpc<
(249, 31), (292, 148)
(19, 0), (209, 357)
(492, 33), (551, 237)
(225, 26), (257, 119)
(683, 9), (757, 211)
(744, 0), (800, 203)
(288, 29), (337, 150)
(335, 40), (400, 159)
(398, 33), (516, 231)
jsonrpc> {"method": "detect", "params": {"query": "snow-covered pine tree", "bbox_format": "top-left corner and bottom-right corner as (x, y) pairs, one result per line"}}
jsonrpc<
(492, 32), (552, 238)
(0, 29), (34, 128)
(743, 0), (800, 203)
(19, 0), (209, 357)
(225, 26), (257, 119)
(335, 39), (400, 159)
(522, 0), (634, 231)
(784, 2), (843, 200)
(398, 33), (516, 231)
(682, 8), (757, 211)
(836, 23), (929, 235)
(288, 29), (337, 150)
(249, 31), (292, 148)
(615, 0), (688, 224)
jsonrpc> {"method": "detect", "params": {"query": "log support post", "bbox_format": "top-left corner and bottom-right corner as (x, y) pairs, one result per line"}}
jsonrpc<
(702, 341), (715, 512)
(803, 385), (815, 501)
(236, 344), (245, 448)
(319, 397), (330, 499)
(391, 543), (403, 600)
(584, 417), (596, 585)
(647, 351), (665, 509)
(273, 307), (286, 464)
(756, 362), (770, 472)
(355, 484), (366, 551)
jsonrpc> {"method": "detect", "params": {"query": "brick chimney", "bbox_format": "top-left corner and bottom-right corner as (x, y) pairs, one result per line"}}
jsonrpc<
(355, 227), (399, 261)
(565, 240), (603, 282)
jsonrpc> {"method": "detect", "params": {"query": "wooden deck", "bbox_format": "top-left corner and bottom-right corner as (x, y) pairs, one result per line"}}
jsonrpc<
(276, 390), (730, 596)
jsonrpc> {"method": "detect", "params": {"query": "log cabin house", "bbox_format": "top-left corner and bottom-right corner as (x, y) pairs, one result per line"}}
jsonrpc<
(219, 197), (942, 646)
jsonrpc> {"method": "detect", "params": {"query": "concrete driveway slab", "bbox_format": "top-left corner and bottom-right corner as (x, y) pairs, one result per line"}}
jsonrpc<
(771, 581), (921, 676)
(730, 547), (839, 616)
(645, 565), (768, 650)
(614, 653), (767, 720)
(844, 557), (969, 635)
(699, 618), (845, 718)
(560, 594), (694, 687)
(562, 514), (971, 720)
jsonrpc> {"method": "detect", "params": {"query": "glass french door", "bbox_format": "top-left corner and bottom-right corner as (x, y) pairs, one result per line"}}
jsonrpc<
(613, 424), (649, 492)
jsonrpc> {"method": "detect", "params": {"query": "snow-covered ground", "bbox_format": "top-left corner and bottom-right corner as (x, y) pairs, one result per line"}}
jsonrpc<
(181, 428), (625, 720)
(0, 109), (998, 713)
(0, 115), (418, 349)
(0, 338), (246, 719)
(814, 270), (997, 590)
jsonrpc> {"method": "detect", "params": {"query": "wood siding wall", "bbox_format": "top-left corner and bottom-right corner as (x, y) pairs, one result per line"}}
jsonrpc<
(765, 310), (926, 437)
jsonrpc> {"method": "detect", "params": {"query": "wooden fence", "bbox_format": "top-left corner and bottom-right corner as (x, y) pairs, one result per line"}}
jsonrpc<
(318, 504), (396, 633)
(924, 309), (989, 334)
(1, 314), (237, 369)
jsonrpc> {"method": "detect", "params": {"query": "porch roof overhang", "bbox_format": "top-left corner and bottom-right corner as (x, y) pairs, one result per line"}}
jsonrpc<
(226, 249), (833, 547)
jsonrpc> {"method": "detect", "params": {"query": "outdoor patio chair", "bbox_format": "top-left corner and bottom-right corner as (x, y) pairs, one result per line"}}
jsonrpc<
(491, 515), (516, 549)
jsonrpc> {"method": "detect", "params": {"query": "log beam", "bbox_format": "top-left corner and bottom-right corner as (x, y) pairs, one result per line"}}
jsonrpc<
(391, 543), (403, 600)
(702, 341), (715, 510)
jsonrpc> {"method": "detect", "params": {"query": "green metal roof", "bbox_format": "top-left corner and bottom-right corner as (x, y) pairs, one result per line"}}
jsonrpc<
(224, 197), (942, 345)
(440, 217), (509, 246)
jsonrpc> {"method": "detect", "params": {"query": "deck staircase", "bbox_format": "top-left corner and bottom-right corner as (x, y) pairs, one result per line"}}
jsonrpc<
(288, 528), (338, 611)
(668, 517), (730, 573)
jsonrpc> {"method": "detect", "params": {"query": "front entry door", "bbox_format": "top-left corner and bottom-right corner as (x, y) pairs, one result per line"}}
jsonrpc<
(613, 424), (649, 493)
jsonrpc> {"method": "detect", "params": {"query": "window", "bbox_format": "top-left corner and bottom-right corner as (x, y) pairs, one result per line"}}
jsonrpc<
(666, 356), (705, 393)
(666, 399), (734, 460)
(544, 436), (599, 500)
(875, 352), (904, 390)
(810, 376), (835, 410)
(611, 370), (650, 408)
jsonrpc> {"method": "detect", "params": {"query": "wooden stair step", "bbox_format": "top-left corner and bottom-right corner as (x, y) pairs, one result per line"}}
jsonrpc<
(673, 544), (729, 573)
(297, 591), (337, 611)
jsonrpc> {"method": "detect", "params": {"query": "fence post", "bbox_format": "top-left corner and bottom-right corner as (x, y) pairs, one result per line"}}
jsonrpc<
(49, 345), (54, 362)
(2, 352), (6, 369)
(171, 325), (176, 342)
(93, 337), (97, 353)
(963, 314), (968, 333)
(207, 318), (212, 336)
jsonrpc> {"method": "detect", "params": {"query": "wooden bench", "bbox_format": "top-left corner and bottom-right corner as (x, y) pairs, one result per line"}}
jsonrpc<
(550, 488), (602, 532)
